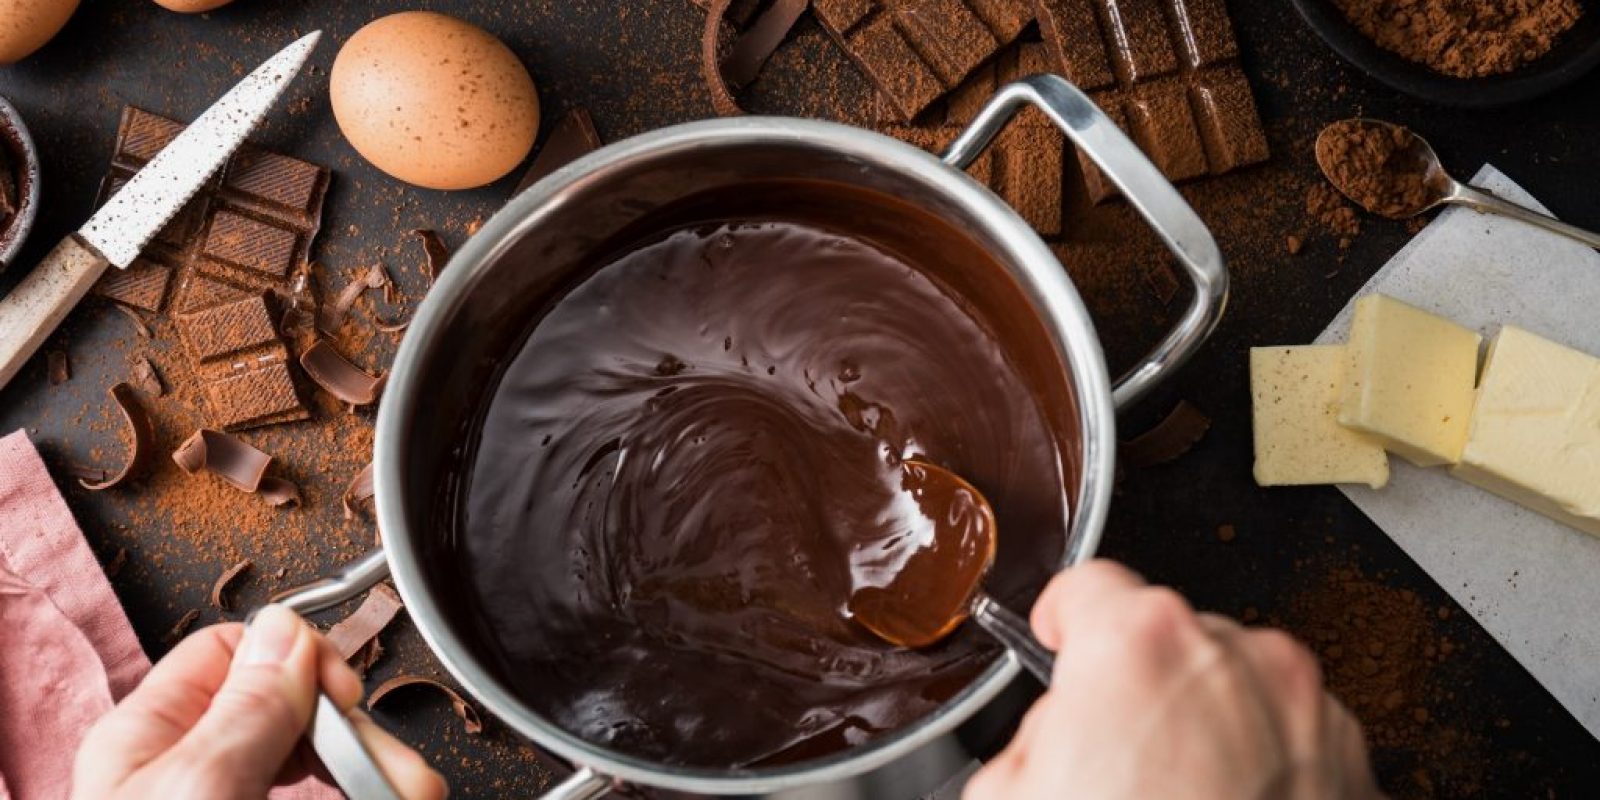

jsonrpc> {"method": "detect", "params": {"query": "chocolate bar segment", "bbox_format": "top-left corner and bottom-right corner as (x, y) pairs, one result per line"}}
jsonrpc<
(1033, 0), (1267, 202)
(202, 360), (309, 430)
(175, 293), (308, 430)
(94, 257), (173, 313)
(176, 293), (280, 365)
(816, 0), (1033, 121)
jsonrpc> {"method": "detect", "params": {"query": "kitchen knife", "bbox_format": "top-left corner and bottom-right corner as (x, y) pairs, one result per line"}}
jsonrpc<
(0, 31), (322, 388)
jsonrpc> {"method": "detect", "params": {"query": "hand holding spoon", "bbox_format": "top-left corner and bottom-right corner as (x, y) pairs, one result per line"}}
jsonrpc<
(848, 460), (1055, 683)
(1316, 118), (1600, 250)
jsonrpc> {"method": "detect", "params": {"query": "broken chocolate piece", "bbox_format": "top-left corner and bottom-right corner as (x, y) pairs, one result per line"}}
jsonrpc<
(513, 110), (604, 195)
(411, 229), (452, 285)
(343, 461), (375, 520)
(351, 637), (385, 677)
(367, 675), (483, 735)
(104, 547), (128, 580)
(132, 357), (164, 397)
(814, 0), (1032, 122)
(93, 108), (330, 316)
(210, 559), (252, 612)
(172, 429), (300, 503)
(299, 339), (385, 406)
(176, 293), (307, 431)
(326, 583), (404, 660)
(702, 0), (810, 116)
(81, 383), (156, 491)
(47, 350), (68, 385)
(1141, 259), (1180, 305)
(1034, 0), (1267, 202)
(163, 609), (201, 647)
(1121, 400), (1211, 467)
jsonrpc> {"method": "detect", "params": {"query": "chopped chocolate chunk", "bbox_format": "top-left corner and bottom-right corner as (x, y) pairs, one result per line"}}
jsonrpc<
(104, 547), (128, 580)
(299, 340), (386, 407)
(343, 461), (375, 520)
(1141, 259), (1180, 305)
(132, 357), (164, 397)
(326, 583), (404, 660)
(47, 350), (68, 385)
(1121, 400), (1211, 467)
(368, 675), (483, 735)
(815, 0), (1032, 121)
(210, 559), (252, 612)
(172, 429), (299, 505)
(81, 383), (156, 491)
(513, 109), (604, 196)
(162, 609), (201, 647)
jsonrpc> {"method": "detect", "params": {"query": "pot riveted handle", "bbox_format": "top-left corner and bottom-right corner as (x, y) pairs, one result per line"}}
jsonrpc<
(943, 75), (1229, 411)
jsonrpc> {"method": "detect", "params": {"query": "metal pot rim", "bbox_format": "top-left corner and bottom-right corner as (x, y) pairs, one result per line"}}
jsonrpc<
(374, 114), (1119, 794)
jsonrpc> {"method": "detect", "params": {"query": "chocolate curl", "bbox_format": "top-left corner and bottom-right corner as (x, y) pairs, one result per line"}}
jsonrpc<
(343, 461), (375, 520)
(1121, 401), (1212, 468)
(132, 356), (164, 397)
(82, 383), (156, 491)
(111, 303), (153, 337)
(511, 109), (603, 196)
(210, 559), (252, 612)
(318, 264), (387, 335)
(47, 350), (69, 385)
(702, 0), (809, 117)
(104, 547), (128, 579)
(411, 229), (451, 286)
(325, 583), (404, 660)
(172, 429), (301, 505)
(368, 675), (483, 735)
(350, 637), (385, 677)
(299, 339), (386, 407)
(162, 609), (200, 646)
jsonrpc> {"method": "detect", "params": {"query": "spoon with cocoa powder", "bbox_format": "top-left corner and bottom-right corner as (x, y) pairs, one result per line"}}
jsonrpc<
(1316, 118), (1600, 249)
(848, 460), (1055, 683)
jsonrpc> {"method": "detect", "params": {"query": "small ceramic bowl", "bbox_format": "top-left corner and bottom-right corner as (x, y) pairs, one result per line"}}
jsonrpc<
(0, 95), (41, 272)
(1291, 0), (1600, 107)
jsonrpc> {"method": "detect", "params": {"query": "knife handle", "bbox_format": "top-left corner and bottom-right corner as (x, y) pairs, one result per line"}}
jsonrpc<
(0, 235), (112, 389)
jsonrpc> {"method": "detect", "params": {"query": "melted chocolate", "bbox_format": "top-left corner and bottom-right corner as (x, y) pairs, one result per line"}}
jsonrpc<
(461, 208), (1074, 767)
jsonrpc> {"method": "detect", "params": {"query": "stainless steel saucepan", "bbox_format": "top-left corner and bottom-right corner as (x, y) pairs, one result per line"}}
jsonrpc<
(276, 74), (1228, 800)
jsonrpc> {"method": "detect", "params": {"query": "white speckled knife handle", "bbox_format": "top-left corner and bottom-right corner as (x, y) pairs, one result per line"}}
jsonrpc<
(0, 235), (111, 390)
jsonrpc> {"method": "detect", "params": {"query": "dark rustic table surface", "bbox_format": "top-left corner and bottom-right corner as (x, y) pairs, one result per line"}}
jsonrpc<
(4, 1), (1600, 797)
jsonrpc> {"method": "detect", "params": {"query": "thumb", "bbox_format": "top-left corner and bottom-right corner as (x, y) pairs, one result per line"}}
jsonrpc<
(165, 604), (319, 796)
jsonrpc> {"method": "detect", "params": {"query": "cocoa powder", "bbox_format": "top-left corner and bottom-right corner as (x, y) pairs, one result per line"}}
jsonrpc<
(1316, 120), (1434, 220)
(1332, 0), (1583, 78)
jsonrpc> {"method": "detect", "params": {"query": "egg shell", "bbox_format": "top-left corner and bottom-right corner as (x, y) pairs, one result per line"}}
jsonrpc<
(331, 11), (540, 191)
(152, 0), (235, 13)
(0, 0), (79, 64)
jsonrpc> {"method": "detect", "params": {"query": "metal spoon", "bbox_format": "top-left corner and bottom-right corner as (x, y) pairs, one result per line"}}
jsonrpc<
(1316, 118), (1600, 250)
(847, 460), (1055, 683)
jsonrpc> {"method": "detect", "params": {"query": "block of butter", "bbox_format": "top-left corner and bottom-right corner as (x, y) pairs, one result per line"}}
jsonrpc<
(1340, 295), (1482, 467)
(1453, 326), (1600, 537)
(1252, 345), (1390, 488)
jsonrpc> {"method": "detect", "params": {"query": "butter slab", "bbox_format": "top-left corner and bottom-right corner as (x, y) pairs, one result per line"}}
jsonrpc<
(1252, 345), (1390, 488)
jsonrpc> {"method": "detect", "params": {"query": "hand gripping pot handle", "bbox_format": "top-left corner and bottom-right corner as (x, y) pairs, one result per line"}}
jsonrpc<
(943, 75), (1229, 410)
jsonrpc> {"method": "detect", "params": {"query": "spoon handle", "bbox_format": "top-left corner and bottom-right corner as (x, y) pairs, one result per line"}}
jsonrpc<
(1447, 183), (1600, 250)
(971, 593), (1055, 684)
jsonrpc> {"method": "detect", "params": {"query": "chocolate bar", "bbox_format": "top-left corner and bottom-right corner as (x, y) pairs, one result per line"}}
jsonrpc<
(175, 293), (308, 430)
(1033, 0), (1267, 202)
(92, 107), (330, 314)
(814, 0), (1033, 122)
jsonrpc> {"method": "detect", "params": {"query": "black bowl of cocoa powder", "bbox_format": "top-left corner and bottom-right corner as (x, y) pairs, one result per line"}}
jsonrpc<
(0, 96), (40, 272)
(1291, 0), (1600, 107)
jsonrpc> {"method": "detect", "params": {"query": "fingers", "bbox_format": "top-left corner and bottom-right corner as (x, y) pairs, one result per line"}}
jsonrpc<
(73, 623), (247, 796)
(348, 711), (450, 800)
(1028, 560), (1146, 650)
(159, 604), (324, 797)
(316, 632), (365, 712)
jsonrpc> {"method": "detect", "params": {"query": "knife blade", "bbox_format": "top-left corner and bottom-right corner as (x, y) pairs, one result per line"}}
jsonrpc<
(0, 31), (320, 388)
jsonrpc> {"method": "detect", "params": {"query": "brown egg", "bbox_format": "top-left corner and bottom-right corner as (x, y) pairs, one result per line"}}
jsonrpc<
(0, 0), (78, 64)
(330, 12), (540, 191)
(152, 0), (235, 13)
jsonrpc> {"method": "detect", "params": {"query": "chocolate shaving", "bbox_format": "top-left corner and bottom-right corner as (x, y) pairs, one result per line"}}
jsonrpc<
(299, 339), (386, 406)
(374, 315), (411, 334)
(318, 264), (386, 335)
(326, 583), (404, 660)
(1121, 400), (1212, 468)
(163, 609), (200, 646)
(701, 0), (746, 117)
(81, 383), (156, 491)
(367, 675), (483, 735)
(47, 350), (69, 385)
(210, 559), (252, 611)
(66, 464), (110, 483)
(172, 429), (300, 507)
(132, 356), (164, 397)
(411, 229), (451, 285)
(104, 547), (128, 579)
(111, 303), (153, 337)
(351, 636), (385, 677)
(724, 0), (808, 87)
(513, 109), (604, 196)
(343, 461), (375, 520)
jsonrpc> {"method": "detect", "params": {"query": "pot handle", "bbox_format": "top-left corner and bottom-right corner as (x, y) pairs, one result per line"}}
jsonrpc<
(942, 74), (1229, 410)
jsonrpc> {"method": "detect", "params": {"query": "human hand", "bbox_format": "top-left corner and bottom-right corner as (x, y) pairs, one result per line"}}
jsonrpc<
(73, 604), (447, 800)
(965, 561), (1381, 800)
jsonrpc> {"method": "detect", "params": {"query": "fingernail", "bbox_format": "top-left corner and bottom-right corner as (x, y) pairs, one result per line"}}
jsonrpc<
(240, 604), (302, 665)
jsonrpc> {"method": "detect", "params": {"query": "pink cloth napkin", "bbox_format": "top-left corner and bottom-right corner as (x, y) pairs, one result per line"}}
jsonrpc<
(0, 430), (338, 799)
